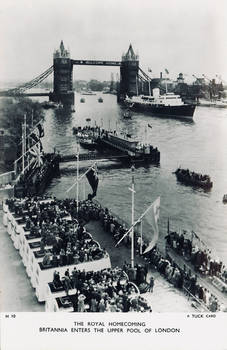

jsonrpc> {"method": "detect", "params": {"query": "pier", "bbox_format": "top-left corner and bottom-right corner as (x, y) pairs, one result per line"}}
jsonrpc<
(59, 153), (129, 163)
(59, 152), (159, 164)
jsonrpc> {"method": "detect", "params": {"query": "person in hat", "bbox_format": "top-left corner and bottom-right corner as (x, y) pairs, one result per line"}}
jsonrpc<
(98, 298), (106, 312)
(148, 276), (154, 292)
(78, 294), (86, 312)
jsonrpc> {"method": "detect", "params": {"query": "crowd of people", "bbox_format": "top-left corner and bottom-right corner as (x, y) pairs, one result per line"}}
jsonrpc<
(62, 199), (227, 312)
(5, 196), (226, 312)
(143, 247), (226, 312)
(6, 197), (108, 269)
(165, 230), (227, 283)
(0, 182), (13, 190)
(75, 200), (226, 312)
(51, 267), (151, 312)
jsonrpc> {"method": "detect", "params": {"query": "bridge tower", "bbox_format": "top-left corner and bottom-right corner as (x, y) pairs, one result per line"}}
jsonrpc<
(118, 44), (139, 101)
(50, 41), (74, 105)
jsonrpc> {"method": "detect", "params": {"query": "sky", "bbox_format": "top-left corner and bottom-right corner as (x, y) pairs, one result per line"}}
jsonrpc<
(0, 0), (226, 84)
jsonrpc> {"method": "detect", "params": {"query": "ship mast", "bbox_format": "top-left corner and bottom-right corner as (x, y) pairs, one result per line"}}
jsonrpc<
(22, 114), (27, 175)
(129, 165), (136, 268)
(136, 75), (139, 96)
(76, 142), (80, 214)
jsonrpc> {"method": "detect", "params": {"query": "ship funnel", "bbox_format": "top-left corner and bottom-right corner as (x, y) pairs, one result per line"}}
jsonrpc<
(153, 88), (160, 98)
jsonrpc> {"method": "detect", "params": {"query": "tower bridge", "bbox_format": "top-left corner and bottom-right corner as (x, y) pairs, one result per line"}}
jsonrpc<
(0, 41), (152, 105)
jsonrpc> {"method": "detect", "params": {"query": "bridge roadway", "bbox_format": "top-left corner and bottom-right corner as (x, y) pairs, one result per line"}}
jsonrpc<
(0, 92), (50, 97)
(23, 93), (50, 97)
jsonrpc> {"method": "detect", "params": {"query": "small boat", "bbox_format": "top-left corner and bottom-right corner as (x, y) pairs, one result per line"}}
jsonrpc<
(174, 168), (213, 189)
(80, 98), (85, 103)
(123, 109), (132, 119)
(98, 97), (103, 103)
(223, 194), (227, 203)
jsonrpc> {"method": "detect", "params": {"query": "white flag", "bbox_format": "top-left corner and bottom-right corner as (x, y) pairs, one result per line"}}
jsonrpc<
(143, 196), (160, 254)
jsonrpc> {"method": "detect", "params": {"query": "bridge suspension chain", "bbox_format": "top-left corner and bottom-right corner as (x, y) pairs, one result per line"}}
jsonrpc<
(138, 67), (167, 94)
(5, 66), (54, 95)
(138, 74), (148, 83)
(139, 67), (151, 82)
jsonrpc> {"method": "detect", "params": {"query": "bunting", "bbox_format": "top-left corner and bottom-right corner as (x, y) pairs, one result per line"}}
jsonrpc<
(29, 144), (44, 167)
(30, 132), (40, 144)
(143, 196), (160, 254)
(86, 165), (99, 199)
(28, 121), (44, 166)
(29, 121), (44, 152)
(36, 123), (45, 138)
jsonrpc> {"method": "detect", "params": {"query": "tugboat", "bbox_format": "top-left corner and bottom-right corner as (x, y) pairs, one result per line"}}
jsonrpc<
(174, 168), (213, 189)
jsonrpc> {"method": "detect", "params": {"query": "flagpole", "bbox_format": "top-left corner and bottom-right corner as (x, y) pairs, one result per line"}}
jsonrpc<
(131, 165), (135, 268)
(22, 115), (26, 175)
(148, 79), (151, 96)
(66, 161), (97, 193)
(140, 220), (143, 255)
(115, 199), (156, 247)
(31, 110), (34, 128)
(23, 119), (43, 142)
(24, 114), (26, 157)
(38, 142), (41, 167)
(76, 143), (80, 214)
(145, 125), (147, 145)
(83, 179), (86, 200)
(22, 122), (24, 175)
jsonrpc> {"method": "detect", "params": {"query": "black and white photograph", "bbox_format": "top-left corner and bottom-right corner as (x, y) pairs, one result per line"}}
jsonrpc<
(0, 0), (227, 349)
